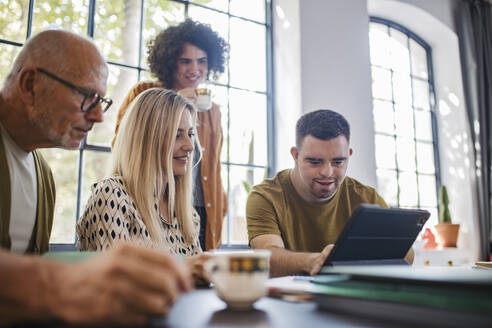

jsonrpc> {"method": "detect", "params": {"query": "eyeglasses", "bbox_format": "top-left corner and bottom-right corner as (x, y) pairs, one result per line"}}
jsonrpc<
(36, 68), (113, 113)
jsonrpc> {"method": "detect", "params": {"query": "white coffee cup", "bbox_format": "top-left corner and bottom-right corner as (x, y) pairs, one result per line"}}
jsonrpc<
(204, 250), (271, 310)
(195, 87), (212, 112)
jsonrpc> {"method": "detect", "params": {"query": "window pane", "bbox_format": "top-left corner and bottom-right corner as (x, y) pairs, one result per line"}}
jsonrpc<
(140, 69), (154, 81)
(388, 28), (410, 75)
(230, 0), (265, 22)
(369, 22), (390, 68)
(229, 18), (266, 92)
(88, 65), (139, 146)
(211, 84), (228, 111)
(222, 165), (266, 244)
(191, 0), (228, 12)
(418, 174), (437, 207)
(94, 0), (141, 66)
(32, 0), (89, 35)
(412, 78), (430, 110)
(188, 4), (229, 85)
(371, 67), (392, 101)
(375, 134), (396, 169)
(396, 137), (416, 172)
(410, 39), (428, 79)
(394, 105), (414, 138)
(416, 142), (435, 174)
(41, 149), (79, 243)
(376, 169), (398, 206)
(399, 171), (418, 207)
(0, 0), (29, 42)
(371, 21), (437, 217)
(414, 109), (433, 141)
(392, 73), (412, 106)
(189, 5), (228, 40)
(141, 0), (184, 68)
(0, 44), (21, 84)
(228, 89), (267, 165)
(373, 100), (394, 135)
(80, 151), (112, 212)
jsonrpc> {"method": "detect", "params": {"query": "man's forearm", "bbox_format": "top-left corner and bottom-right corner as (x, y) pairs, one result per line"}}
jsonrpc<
(266, 246), (319, 277)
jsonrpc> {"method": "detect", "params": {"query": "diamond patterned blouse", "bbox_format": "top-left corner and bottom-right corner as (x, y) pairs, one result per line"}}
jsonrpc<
(76, 176), (202, 255)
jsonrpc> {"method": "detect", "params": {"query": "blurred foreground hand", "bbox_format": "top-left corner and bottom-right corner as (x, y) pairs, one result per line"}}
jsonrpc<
(0, 242), (192, 326)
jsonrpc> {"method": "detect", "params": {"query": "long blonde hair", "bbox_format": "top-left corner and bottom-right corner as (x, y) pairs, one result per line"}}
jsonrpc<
(110, 88), (200, 245)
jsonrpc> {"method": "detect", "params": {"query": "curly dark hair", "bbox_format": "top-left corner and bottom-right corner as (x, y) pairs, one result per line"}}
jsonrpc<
(148, 19), (229, 88)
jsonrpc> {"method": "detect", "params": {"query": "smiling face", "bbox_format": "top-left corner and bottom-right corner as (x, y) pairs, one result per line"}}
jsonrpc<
(172, 109), (195, 176)
(290, 135), (352, 203)
(172, 43), (208, 90)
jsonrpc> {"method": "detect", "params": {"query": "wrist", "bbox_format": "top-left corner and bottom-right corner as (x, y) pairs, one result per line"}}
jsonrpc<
(300, 252), (320, 275)
(37, 257), (68, 321)
(25, 256), (61, 321)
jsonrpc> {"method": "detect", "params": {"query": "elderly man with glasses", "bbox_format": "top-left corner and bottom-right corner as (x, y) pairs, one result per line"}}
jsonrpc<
(0, 30), (192, 326)
(0, 30), (111, 253)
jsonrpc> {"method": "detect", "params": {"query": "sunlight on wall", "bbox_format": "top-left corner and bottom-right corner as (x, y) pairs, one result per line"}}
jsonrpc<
(273, 0), (302, 171)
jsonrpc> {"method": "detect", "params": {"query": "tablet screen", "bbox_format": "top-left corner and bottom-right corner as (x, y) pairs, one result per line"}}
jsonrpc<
(324, 204), (429, 266)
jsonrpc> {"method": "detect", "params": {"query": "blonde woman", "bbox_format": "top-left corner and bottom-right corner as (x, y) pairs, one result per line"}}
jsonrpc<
(114, 19), (228, 252)
(77, 89), (206, 277)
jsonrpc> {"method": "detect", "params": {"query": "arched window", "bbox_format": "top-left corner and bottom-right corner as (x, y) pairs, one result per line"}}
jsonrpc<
(0, 0), (273, 247)
(369, 17), (440, 222)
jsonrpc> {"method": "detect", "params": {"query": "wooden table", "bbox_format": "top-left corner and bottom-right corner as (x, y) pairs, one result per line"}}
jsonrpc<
(156, 289), (393, 327)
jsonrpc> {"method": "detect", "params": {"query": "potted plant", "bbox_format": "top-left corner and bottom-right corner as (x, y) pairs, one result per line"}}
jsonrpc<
(434, 185), (460, 247)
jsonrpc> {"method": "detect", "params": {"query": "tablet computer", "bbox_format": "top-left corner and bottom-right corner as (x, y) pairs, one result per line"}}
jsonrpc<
(323, 204), (429, 266)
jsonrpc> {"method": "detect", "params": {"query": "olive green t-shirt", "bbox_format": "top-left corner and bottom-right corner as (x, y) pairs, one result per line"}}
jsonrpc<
(246, 169), (388, 252)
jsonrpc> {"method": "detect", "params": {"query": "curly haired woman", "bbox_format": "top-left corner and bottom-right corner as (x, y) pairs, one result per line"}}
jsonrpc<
(113, 19), (228, 251)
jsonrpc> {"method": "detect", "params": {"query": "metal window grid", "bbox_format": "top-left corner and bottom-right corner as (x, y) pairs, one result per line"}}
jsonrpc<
(0, 0), (274, 249)
(370, 17), (441, 211)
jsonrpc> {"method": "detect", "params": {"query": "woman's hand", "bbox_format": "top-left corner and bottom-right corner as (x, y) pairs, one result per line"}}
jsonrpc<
(184, 253), (211, 286)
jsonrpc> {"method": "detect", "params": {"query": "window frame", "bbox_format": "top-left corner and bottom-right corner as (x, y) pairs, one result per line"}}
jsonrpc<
(369, 16), (441, 211)
(0, 0), (274, 250)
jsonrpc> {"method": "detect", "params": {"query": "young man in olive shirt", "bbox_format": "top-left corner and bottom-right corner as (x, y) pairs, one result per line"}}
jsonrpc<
(247, 109), (413, 277)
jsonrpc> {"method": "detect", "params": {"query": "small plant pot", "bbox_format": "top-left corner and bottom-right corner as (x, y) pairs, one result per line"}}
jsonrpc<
(434, 223), (460, 247)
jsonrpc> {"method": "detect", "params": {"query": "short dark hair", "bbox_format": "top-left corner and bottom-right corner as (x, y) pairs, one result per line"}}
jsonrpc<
(148, 19), (229, 88)
(295, 109), (350, 148)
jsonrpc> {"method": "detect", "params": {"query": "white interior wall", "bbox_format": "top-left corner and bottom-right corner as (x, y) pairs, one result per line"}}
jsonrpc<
(299, 0), (377, 187)
(273, 0), (302, 171)
(274, 0), (377, 186)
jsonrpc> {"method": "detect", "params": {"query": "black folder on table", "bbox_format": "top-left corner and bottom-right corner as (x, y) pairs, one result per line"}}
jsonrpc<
(323, 204), (430, 266)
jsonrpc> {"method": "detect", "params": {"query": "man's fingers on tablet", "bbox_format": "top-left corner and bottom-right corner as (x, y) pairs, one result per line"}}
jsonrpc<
(309, 245), (335, 276)
(322, 244), (334, 257)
